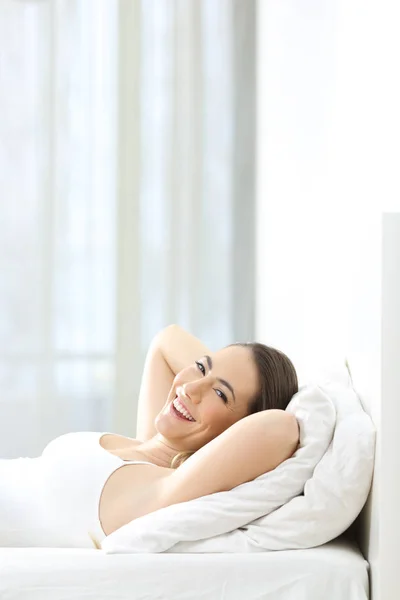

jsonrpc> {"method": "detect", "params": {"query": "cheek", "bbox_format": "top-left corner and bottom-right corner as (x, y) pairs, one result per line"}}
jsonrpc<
(201, 404), (232, 434)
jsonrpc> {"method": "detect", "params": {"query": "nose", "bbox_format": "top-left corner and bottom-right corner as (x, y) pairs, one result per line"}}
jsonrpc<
(181, 377), (212, 404)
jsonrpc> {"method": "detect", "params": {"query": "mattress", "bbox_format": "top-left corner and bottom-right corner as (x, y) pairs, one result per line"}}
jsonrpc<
(0, 536), (368, 600)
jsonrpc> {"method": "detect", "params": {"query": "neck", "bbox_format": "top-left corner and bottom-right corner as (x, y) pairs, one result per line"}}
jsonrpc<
(136, 435), (183, 468)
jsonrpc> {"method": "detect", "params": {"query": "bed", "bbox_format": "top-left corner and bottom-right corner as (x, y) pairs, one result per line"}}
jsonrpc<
(0, 329), (378, 600)
(0, 363), (377, 600)
(0, 387), (374, 600)
(0, 535), (368, 600)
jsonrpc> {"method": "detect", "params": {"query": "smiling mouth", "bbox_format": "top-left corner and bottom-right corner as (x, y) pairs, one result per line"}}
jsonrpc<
(171, 396), (195, 422)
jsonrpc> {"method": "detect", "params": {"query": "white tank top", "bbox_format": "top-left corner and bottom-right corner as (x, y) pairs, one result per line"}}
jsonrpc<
(0, 431), (155, 549)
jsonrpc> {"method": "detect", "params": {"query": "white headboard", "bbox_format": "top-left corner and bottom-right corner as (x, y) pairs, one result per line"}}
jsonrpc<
(349, 213), (400, 600)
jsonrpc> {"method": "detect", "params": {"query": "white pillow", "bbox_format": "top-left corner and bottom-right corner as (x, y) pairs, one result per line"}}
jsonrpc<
(101, 384), (339, 554)
(241, 380), (376, 550)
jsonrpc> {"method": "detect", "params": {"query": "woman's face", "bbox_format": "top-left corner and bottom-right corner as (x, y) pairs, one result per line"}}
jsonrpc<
(155, 345), (259, 452)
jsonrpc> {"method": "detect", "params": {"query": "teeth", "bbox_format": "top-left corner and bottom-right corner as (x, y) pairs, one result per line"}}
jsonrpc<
(173, 397), (195, 421)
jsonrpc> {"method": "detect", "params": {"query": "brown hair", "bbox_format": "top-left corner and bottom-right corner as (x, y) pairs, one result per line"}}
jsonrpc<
(170, 342), (298, 469)
(232, 342), (299, 415)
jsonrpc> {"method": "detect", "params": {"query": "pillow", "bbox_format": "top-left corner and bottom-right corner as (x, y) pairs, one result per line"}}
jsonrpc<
(242, 380), (376, 550)
(101, 384), (338, 554)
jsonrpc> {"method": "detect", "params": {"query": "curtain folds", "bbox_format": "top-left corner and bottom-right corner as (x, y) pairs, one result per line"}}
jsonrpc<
(0, 0), (255, 456)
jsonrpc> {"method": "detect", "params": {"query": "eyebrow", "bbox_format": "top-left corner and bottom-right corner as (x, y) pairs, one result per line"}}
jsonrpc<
(204, 355), (236, 402)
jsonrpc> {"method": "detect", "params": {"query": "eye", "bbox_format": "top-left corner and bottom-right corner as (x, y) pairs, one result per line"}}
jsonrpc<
(215, 389), (228, 404)
(195, 360), (206, 375)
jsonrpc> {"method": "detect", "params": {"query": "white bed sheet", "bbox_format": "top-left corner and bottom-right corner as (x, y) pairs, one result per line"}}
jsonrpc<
(0, 536), (368, 600)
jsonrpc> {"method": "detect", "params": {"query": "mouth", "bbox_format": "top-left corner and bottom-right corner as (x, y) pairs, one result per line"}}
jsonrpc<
(170, 396), (196, 422)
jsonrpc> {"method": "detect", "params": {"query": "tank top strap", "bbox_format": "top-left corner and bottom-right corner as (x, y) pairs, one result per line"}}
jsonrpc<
(125, 460), (157, 467)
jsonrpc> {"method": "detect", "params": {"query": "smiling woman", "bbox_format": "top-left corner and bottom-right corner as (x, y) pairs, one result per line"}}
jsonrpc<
(101, 324), (300, 530)
(135, 324), (299, 468)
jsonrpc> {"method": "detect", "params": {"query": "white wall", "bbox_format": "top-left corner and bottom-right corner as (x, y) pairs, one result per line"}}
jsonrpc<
(256, 2), (400, 599)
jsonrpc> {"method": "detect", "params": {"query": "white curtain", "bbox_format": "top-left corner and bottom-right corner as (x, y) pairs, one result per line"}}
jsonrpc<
(0, 0), (255, 458)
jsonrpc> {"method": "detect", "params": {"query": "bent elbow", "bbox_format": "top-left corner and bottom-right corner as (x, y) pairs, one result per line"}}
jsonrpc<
(284, 412), (300, 457)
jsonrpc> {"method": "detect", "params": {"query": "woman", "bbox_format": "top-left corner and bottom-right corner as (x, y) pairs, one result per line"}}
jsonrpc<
(0, 325), (299, 549)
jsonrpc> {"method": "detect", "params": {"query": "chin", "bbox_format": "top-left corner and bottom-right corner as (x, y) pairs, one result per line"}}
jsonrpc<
(155, 408), (194, 444)
(154, 411), (174, 437)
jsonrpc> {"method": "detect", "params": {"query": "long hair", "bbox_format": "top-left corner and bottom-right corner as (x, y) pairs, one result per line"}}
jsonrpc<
(170, 342), (298, 469)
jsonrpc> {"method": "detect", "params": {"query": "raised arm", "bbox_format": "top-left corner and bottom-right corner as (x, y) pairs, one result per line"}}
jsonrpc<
(160, 409), (299, 505)
(118, 409), (299, 528)
(135, 324), (211, 441)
